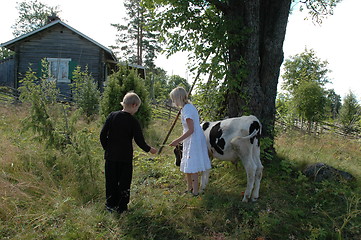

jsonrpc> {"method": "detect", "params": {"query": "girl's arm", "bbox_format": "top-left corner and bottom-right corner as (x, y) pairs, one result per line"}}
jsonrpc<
(169, 118), (194, 146)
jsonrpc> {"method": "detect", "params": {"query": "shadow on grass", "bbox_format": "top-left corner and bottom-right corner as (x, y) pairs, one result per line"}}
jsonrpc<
(119, 203), (191, 240)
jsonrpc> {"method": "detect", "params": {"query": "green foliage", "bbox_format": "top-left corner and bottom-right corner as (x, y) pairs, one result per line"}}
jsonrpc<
(260, 137), (275, 163)
(0, 105), (107, 239)
(64, 126), (103, 203)
(145, 69), (191, 102)
(295, 0), (342, 24)
(12, 0), (61, 37)
(143, 0), (225, 61)
(100, 65), (151, 128)
(99, 73), (122, 118)
(279, 49), (337, 130)
(282, 48), (330, 95)
(145, 69), (167, 100)
(325, 89), (342, 119)
(0, 47), (15, 60)
(320, 194), (361, 240)
(142, 0), (235, 104)
(71, 66), (100, 119)
(9, 62), (103, 202)
(339, 91), (361, 134)
(111, 0), (162, 68)
(167, 75), (191, 93)
(18, 60), (69, 148)
(293, 81), (327, 127)
(192, 77), (226, 121)
(276, 92), (298, 128)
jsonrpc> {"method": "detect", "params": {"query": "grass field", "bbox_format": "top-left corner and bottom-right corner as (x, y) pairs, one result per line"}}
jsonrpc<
(1, 104), (360, 240)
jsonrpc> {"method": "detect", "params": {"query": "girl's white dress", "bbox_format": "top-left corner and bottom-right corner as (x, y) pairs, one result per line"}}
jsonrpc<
(180, 103), (212, 173)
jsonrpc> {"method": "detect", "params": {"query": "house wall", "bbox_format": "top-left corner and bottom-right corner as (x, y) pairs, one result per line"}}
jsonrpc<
(0, 58), (15, 87)
(16, 24), (106, 96)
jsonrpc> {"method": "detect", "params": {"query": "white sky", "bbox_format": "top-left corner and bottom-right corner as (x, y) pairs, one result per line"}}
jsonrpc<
(1, 0), (360, 100)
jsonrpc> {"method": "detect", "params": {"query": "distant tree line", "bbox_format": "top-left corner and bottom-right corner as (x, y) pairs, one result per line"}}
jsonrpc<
(277, 48), (360, 134)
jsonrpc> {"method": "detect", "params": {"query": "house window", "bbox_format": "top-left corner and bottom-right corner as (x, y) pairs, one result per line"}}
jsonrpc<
(47, 58), (71, 83)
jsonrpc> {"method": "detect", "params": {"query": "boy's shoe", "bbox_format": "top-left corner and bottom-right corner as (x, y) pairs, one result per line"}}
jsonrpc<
(106, 206), (118, 213)
(117, 206), (128, 214)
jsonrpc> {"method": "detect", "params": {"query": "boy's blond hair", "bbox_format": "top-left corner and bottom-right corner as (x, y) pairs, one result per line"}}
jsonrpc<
(121, 92), (141, 107)
(170, 87), (189, 108)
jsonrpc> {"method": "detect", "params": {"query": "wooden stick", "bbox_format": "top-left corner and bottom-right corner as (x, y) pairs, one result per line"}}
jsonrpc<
(158, 53), (211, 154)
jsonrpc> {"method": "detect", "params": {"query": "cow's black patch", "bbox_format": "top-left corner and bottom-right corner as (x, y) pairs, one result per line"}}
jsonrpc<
(217, 138), (225, 149)
(209, 122), (225, 155)
(249, 121), (261, 146)
(202, 122), (210, 131)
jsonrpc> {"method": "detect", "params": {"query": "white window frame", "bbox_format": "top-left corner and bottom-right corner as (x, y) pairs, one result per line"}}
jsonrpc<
(47, 58), (71, 83)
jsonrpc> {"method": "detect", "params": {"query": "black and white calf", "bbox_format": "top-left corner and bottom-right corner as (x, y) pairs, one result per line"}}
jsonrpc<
(174, 115), (263, 202)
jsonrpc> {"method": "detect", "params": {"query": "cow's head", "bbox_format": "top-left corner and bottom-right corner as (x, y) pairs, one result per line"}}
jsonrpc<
(173, 143), (183, 166)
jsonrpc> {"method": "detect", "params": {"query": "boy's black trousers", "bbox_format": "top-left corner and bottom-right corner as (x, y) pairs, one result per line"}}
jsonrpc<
(105, 161), (133, 212)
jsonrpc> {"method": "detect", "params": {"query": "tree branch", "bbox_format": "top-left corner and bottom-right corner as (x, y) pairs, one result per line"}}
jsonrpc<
(206, 0), (229, 13)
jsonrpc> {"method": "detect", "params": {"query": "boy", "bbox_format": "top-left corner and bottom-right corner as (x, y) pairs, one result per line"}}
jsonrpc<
(100, 92), (157, 214)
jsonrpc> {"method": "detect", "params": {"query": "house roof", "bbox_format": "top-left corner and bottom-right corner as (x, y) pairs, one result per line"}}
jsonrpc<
(0, 20), (117, 62)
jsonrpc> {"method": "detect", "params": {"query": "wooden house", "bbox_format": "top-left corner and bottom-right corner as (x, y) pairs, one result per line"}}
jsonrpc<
(0, 19), (144, 97)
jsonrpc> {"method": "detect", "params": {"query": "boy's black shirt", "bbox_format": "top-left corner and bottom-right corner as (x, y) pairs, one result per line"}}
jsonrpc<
(100, 110), (151, 162)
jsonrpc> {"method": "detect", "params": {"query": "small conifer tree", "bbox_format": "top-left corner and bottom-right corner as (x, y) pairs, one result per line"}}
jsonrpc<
(100, 64), (151, 128)
(71, 66), (100, 119)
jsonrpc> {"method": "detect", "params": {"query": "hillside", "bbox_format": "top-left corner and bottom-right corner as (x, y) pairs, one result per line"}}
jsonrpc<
(1, 104), (360, 240)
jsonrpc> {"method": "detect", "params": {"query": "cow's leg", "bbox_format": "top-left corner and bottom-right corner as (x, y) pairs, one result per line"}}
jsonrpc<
(199, 169), (210, 193)
(241, 158), (257, 202)
(231, 137), (256, 202)
(250, 141), (263, 201)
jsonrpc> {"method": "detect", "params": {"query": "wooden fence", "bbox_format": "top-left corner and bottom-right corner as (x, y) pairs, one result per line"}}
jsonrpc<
(0, 86), (74, 104)
(276, 117), (360, 139)
(151, 101), (179, 121)
(0, 86), (20, 103)
(1, 86), (358, 138)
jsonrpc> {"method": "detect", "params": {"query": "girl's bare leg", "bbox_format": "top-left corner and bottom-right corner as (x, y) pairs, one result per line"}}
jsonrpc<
(186, 174), (193, 191)
(191, 173), (199, 195)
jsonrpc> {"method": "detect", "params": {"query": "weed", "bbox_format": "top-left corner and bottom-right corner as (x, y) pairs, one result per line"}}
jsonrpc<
(1, 105), (361, 240)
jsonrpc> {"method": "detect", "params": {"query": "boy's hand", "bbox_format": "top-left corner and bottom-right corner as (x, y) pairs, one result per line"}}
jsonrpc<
(150, 147), (157, 154)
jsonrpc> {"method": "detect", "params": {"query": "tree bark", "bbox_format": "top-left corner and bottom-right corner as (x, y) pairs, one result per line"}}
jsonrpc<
(258, 0), (291, 139)
(222, 0), (291, 159)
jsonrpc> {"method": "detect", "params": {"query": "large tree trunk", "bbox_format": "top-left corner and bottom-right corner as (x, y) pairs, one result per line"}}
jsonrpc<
(224, 0), (291, 159)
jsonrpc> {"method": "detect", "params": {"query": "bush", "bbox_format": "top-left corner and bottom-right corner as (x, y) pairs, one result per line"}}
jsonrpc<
(71, 66), (100, 119)
(100, 64), (151, 128)
(192, 78), (226, 121)
(18, 60), (70, 148)
(339, 91), (361, 134)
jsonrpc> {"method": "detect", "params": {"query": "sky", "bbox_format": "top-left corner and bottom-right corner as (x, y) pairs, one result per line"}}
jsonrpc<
(1, 0), (360, 100)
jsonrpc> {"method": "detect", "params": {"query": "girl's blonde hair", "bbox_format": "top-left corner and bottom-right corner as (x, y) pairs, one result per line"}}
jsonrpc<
(121, 91), (141, 107)
(170, 87), (189, 107)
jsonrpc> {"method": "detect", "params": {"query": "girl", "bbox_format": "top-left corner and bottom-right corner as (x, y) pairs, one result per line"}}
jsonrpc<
(169, 87), (211, 196)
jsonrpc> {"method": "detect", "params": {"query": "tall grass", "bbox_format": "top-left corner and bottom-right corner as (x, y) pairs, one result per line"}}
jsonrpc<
(1, 104), (360, 239)
(276, 130), (361, 184)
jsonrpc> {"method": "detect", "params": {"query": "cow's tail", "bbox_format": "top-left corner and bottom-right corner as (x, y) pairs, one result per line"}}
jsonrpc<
(241, 128), (260, 140)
